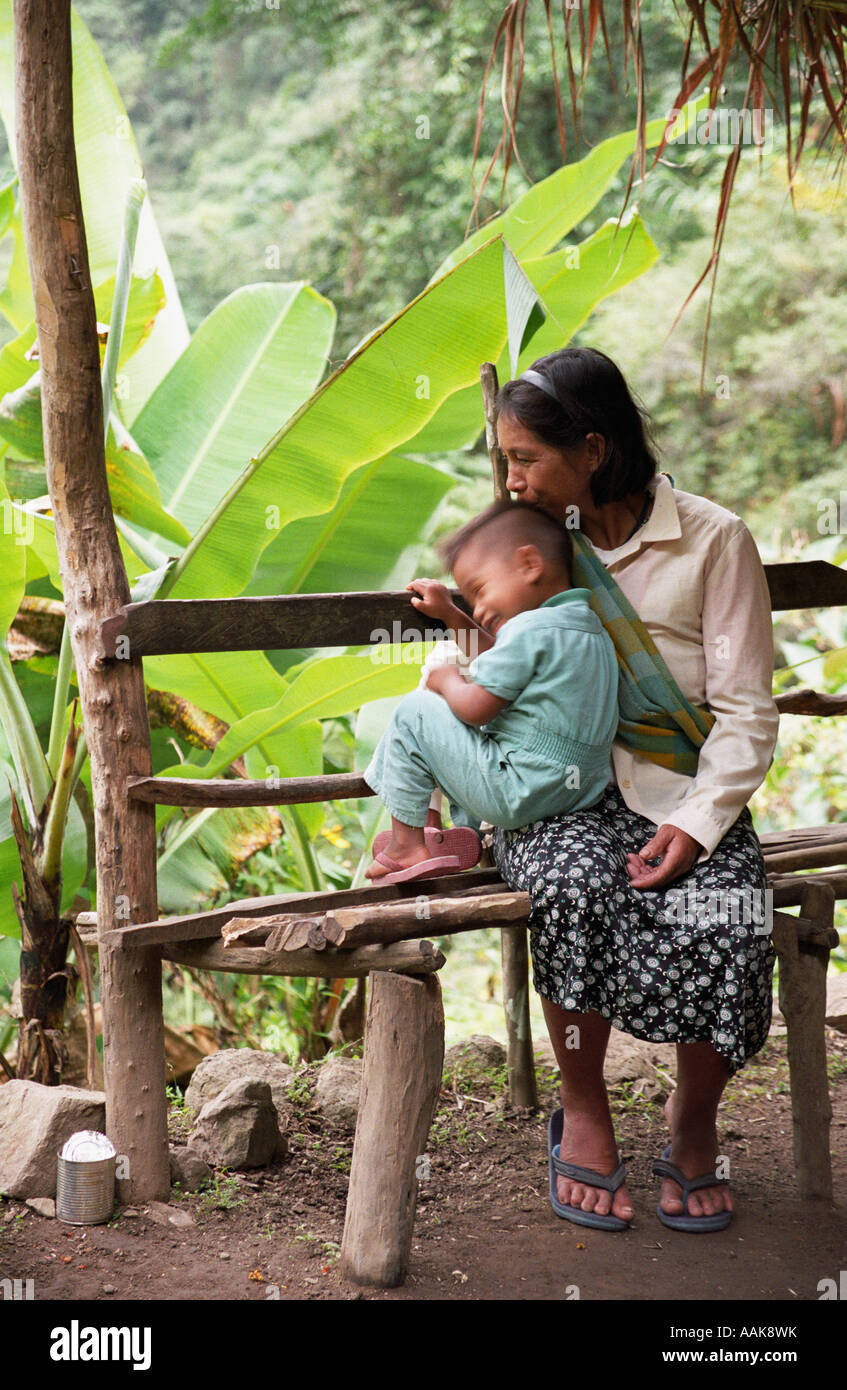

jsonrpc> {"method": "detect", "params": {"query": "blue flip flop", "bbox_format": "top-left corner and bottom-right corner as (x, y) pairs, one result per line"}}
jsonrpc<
(547, 1108), (631, 1232)
(652, 1145), (733, 1232)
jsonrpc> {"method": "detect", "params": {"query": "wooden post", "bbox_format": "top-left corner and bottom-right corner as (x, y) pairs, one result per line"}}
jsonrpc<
(480, 362), (536, 1108)
(501, 924), (538, 1107)
(341, 971), (444, 1287)
(480, 361), (510, 500)
(13, 0), (169, 1200)
(772, 881), (835, 1202)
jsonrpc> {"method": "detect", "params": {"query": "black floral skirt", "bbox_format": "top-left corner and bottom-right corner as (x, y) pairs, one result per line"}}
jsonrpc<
(491, 784), (774, 1076)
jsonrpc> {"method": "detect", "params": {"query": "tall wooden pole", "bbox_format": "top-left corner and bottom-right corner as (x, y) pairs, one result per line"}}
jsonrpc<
(479, 363), (537, 1109)
(13, 0), (169, 1200)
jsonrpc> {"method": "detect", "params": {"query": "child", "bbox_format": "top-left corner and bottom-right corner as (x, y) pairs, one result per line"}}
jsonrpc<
(363, 500), (620, 884)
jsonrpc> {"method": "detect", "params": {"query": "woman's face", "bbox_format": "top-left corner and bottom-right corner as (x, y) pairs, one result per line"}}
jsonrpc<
(497, 412), (600, 521)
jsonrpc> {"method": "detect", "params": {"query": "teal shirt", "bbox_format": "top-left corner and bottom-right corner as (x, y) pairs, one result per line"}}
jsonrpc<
(467, 589), (619, 811)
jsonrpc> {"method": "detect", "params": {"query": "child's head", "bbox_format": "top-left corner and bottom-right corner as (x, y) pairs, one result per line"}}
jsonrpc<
(439, 500), (573, 635)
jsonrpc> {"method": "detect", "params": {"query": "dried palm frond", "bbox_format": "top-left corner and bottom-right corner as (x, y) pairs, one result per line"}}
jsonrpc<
(473, 1), (847, 382)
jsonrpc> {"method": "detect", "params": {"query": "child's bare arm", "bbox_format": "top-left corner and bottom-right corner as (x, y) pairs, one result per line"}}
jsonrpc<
(425, 664), (508, 725)
(406, 578), (495, 657)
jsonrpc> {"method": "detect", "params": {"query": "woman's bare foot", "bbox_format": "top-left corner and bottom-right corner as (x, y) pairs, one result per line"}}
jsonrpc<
(556, 1102), (634, 1223)
(540, 1002), (634, 1222)
(660, 1090), (734, 1220)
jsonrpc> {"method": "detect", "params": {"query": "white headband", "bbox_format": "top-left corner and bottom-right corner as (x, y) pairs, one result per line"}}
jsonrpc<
(518, 368), (559, 403)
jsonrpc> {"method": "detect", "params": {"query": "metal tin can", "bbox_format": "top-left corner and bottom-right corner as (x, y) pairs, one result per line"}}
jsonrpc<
(56, 1154), (115, 1225)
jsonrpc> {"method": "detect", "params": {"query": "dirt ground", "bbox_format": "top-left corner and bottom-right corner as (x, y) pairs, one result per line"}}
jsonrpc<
(2, 1027), (847, 1307)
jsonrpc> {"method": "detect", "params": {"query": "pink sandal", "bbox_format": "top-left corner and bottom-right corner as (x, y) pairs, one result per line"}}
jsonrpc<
(367, 850), (462, 885)
(372, 825), (482, 870)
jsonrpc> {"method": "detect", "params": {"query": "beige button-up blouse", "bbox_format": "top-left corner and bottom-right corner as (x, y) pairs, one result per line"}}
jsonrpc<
(588, 472), (779, 860)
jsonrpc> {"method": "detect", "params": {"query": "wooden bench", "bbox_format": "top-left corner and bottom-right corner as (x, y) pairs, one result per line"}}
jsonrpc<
(79, 371), (847, 1284)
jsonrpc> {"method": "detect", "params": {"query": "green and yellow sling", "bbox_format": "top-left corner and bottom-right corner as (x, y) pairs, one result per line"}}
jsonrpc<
(571, 530), (715, 776)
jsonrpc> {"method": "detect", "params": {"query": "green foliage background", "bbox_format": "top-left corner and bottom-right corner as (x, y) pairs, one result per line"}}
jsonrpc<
(0, 0), (844, 1053)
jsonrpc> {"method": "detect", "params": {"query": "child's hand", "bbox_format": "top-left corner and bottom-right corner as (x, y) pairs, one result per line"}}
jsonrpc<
(407, 578), (457, 624)
(423, 663), (461, 696)
(419, 638), (470, 691)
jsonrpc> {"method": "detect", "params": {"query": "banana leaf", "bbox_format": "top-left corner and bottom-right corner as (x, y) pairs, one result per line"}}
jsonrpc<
(243, 452), (455, 597)
(157, 650), (426, 785)
(165, 237), (542, 602)
(0, 178), (31, 332)
(132, 282), (336, 536)
(0, 476), (26, 641)
(406, 212), (660, 454)
(431, 96), (706, 278)
(154, 802), (285, 915)
(0, 1), (189, 417)
(140, 649), (327, 839)
(0, 272), (167, 404)
(0, 274), (188, 546)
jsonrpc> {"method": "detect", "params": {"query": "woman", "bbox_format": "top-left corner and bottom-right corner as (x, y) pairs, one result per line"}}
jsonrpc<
(409, 346), (779, 1232)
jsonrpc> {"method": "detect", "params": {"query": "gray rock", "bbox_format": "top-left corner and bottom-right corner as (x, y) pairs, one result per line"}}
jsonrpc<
(313, 1056), (362, 1131)
(145, 1200), (195, 1229)
(604, 1029), (675, 1091)
(184, 1049), (294, 1126)
(146, 1200), (176, 1226)
(0, 1081), (106, 1199)
(532, 1037), (559, 1073)
(169, 1146), (212, 1193)
(826, 974), (847, 1034)
(532, 1028), (676, 1092)
(444, 1035), (506, 1080)
(25, 1196), (55, 1218)
(188, 1079), (287, 1170)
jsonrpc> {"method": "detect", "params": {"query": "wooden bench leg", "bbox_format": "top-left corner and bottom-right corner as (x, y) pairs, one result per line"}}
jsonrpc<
(341, 970), (444, 1287)
(502, 925), (537, 1108)
(772, 881), (835, 1203)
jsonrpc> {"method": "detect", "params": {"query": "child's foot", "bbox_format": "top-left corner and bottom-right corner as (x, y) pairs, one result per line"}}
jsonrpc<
(365, 839), (434, 880)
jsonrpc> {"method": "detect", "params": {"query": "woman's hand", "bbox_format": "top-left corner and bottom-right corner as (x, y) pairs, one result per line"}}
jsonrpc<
(625, 824), (703, 890)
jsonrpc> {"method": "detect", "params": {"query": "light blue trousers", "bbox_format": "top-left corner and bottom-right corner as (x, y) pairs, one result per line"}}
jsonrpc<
(362, 688), (587, 833)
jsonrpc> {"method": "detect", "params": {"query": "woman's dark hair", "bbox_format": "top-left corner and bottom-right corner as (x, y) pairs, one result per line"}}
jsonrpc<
(496, 347), (661, 507)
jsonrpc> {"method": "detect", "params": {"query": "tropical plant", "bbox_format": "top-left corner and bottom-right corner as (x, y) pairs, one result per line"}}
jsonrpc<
(477, 1), (847, 379)
(0, 1), (704, 1071)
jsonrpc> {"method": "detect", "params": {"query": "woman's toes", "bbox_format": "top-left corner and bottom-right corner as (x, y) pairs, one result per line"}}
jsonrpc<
(690, 1184), (731, 1217)
(614, 1190), (634, 1220)
(557, 1177), (631, 1218)
(567, 1181), (586, 1209)
(660, 1180), (684, 1214)
(661, 1175), (732, 1218)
